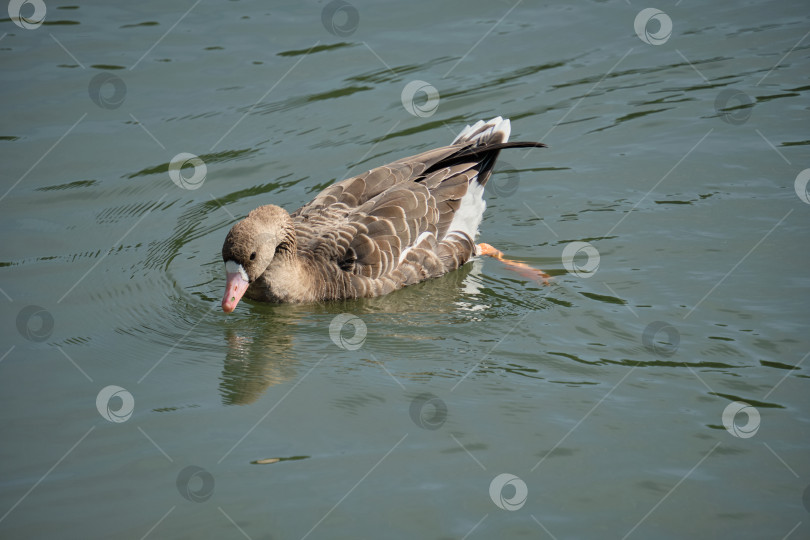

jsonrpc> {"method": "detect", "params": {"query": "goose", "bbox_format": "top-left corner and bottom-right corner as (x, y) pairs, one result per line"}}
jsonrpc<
(221, 116), (547, 312)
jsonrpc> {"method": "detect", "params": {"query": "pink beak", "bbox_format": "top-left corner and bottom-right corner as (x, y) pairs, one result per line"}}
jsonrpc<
(222, 271), (250, 313)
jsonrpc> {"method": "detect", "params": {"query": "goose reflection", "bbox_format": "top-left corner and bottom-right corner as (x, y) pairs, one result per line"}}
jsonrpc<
(217, 260), (489, 405)
(219, 305), (303, 405)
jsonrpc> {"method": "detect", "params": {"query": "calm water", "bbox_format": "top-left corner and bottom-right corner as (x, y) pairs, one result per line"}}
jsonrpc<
(1, 0), (809, 538)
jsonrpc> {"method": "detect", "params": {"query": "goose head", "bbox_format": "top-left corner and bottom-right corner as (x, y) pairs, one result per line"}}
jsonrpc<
(221, 205), (294, 312)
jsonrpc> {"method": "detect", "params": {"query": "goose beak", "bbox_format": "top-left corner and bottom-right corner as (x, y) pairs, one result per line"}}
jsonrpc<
(222, 269), (250, 313)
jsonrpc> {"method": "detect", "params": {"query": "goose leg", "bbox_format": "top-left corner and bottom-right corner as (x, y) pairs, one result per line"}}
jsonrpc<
(477, 243), (551, 285)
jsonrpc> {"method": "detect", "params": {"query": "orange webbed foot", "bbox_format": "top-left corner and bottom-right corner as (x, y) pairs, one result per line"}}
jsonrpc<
(477, 243), (551, 286)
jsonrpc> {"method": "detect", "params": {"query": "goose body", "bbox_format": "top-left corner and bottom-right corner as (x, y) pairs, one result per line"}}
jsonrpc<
(221, 117), (545, 311)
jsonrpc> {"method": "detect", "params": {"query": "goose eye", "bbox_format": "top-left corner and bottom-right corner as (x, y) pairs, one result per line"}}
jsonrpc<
(249, 252), (256, 261)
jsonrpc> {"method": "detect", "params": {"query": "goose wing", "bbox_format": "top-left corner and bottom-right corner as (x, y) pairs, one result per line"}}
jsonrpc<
(291, 125), (545, 279)
(291, 145), (480, 278)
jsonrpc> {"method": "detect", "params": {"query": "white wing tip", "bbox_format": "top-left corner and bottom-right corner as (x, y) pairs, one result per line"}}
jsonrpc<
(452, 116), (511, 145)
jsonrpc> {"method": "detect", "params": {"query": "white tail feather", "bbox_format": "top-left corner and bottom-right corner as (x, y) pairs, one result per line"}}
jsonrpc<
(452, 116), (511, 145)
(444, 117), (511, 241)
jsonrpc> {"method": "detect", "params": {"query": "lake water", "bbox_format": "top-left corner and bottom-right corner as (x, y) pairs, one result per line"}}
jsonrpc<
(1, 0), (809, 538)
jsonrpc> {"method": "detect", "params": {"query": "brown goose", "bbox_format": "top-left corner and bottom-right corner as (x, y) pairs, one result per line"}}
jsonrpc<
(221, 117), (546, 312)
